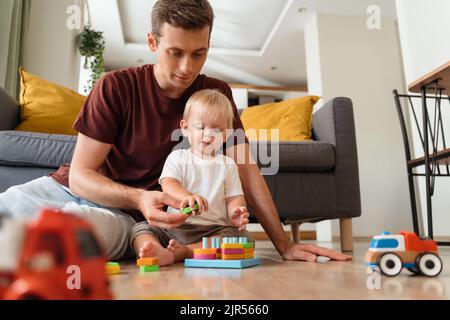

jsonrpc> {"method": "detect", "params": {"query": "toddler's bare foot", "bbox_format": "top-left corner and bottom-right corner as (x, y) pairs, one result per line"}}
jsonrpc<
(139, 241), (174, 266)
(167, 239), (193, 262)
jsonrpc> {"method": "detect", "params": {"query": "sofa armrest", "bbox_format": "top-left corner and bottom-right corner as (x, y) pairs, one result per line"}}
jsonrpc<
(0, 87), (20, 130)
(312, 97), (361, 218)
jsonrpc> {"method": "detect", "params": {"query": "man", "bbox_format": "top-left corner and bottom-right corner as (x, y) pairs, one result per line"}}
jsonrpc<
(0, 0), (350, 262)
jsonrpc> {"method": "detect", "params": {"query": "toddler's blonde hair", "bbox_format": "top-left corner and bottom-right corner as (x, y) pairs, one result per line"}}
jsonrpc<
(183, 89), (235, 128)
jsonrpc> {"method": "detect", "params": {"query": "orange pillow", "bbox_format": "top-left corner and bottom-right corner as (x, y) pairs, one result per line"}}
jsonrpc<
(240, 96), (320, 141)
(16, 67), (86, 135)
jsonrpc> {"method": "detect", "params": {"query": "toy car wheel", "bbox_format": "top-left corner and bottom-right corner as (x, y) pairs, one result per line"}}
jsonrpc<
(377, 253), (403, 277)
(416, 253), (442, 277)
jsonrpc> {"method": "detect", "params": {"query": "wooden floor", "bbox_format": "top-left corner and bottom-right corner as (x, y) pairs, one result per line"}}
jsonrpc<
(109, 240), (450, 300)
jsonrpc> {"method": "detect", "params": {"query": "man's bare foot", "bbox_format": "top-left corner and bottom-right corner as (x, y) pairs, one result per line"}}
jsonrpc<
(167, 239), (193, 262)
(139, 241), (174, 266)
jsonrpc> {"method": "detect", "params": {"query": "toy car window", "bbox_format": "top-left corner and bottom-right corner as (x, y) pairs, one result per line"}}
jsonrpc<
(372, 239), (399, 248)
(76, 229), (103, 259)
(35, 233), (66, 265)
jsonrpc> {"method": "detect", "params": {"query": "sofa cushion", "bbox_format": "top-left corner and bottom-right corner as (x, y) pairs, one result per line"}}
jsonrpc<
(0, 166), (55, 193)
(0, 132), (334, 171)
(249, 140), (335, 172)
(0, 131), (76, 168)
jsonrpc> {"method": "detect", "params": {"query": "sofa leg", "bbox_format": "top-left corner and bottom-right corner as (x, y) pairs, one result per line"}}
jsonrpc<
(339, 218), (353, 252)
(290, 223), (300, 243)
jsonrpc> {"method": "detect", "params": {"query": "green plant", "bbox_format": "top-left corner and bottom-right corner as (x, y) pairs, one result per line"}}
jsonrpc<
(78, 25), (106, 93)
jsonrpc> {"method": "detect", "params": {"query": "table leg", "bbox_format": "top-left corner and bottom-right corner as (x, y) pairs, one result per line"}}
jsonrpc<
(422, 87), (434, 239)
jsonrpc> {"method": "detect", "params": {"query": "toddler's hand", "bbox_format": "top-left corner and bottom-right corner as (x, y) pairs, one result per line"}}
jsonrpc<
(229, 206), (249, 231)
(180, 195), (208, 215)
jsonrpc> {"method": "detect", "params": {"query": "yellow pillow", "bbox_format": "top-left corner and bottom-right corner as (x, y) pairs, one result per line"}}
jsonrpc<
(240, 96), (320, 141)
(16, 67), (86, 135)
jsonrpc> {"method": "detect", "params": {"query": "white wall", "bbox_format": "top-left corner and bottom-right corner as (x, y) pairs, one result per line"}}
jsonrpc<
(396, 0), (450, 237)
(21, 0), (82, 91)
(305, 13), (412, 238)
(231, 88), (249, 109)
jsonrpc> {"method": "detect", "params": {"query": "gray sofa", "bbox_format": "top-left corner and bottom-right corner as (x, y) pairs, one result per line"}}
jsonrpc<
(0, 87), (361, 251)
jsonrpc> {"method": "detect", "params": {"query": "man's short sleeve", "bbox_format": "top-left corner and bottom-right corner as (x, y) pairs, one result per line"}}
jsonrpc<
(158, 151), (184, 185)
(73, 72), (126, 144)
(224, 162), (244, 199)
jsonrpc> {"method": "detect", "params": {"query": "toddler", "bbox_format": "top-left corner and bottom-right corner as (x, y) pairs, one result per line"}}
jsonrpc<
(131, 89), (251, 265)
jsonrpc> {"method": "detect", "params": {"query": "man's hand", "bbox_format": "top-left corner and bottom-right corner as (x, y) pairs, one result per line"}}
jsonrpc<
(180, 195), (208, 215)
(229, 206), (249, 231)
(282, 243), (352, 262)
(138, 190), (187, 229)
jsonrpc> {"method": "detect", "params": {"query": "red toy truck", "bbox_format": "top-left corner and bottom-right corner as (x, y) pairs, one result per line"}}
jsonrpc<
(365, 231), (443, 277)
(0, 208), (113, 299)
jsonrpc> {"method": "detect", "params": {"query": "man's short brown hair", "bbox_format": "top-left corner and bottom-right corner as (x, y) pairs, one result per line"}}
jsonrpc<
(151, 0), (214, 42)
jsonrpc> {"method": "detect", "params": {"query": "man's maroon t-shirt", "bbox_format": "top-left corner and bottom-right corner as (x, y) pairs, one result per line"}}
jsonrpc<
(50, 64), (246, 222)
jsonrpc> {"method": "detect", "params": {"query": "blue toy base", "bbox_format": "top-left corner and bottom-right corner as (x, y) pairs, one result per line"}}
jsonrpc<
(184, 257), (261, 269)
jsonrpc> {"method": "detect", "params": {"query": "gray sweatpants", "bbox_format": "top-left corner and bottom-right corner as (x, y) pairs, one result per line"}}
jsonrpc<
(0, 176), (136, 260)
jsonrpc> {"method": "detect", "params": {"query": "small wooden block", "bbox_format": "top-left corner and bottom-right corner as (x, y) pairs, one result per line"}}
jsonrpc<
(244, 248), (254, 254)
(140, 265), (160, 272)
(243, 243), (254, 248)
(137, 257), (159, 266)
(244, 253), (254, 259)
(222, 248), (244, 255)
(221, 244), (244, 249)
(222, 254), (244, 260)
(106, 262), (120, 267)
(105, 265), (121, 275)
(193, 248), (217, 255)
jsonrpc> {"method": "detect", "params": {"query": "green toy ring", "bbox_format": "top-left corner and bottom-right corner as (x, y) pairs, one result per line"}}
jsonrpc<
(180, 203), (199, 214)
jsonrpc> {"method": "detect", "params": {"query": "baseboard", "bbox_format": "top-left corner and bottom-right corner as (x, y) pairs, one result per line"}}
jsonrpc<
(332, 236), (371, 242)
(250, 230), (316, 241)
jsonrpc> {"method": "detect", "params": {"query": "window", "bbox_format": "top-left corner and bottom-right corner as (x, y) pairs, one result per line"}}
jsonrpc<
(370, 238), (399, 249)
(35, 232), (66, 265)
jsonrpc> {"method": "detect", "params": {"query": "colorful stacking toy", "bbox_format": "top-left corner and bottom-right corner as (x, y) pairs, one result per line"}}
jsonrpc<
(185, 237), (261, 269)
